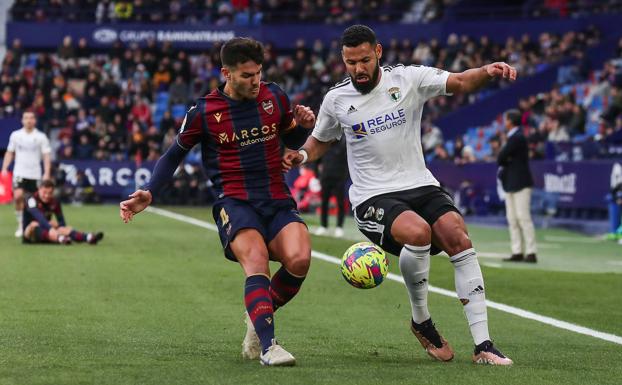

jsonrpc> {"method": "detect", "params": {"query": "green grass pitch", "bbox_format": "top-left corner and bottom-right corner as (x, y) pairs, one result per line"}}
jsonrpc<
(1, 204), (621, 385)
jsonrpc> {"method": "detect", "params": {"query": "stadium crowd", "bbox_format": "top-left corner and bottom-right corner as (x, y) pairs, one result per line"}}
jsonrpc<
(424, 38), (622, 164)
(10, 0), (446, 25)
(0, 24), (602, 165)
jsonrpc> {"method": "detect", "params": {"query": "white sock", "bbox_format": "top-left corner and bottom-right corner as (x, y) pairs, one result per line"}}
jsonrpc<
(450, 248), (490, 345)
(15, 210), (23, 228)
(399, 244), (431, 324)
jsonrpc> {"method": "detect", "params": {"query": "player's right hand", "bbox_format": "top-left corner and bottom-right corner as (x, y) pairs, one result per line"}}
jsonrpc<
(282, 150), (304, 172)
(119, 190), (152, 223)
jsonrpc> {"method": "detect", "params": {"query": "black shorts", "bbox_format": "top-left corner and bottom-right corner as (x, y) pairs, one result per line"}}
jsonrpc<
(212, 197), (306, 262)
(353, 185), (460, 256)
(13, 177), (38, 193)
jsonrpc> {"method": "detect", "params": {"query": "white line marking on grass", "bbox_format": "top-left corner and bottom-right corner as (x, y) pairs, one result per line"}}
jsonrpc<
(148, 207), (622, 346)
(481, 262), (503, 268)
(544, 235), (602, 243)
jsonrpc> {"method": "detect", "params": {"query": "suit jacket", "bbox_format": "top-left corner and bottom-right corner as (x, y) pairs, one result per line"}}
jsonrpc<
(497, 128), (534, 193)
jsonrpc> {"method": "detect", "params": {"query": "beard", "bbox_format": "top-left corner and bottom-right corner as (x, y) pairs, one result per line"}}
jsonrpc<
(350, 61), (380, 95)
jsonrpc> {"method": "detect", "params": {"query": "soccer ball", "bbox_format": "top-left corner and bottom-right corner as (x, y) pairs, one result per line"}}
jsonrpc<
(341, 242), (389, 289)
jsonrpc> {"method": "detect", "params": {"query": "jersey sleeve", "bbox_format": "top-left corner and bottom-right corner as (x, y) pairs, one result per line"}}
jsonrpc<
(40, 134), (52, 154)
(404, 65), (452, 101)
(311, 92), (342, 142)
(176, 102), (205, 150)
(7, 132), (16, 152)
(269, 83), (296, 132)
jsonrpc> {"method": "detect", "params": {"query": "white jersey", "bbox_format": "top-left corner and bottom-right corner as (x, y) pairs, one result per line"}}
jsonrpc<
(6, 128), (51, 180)
(312, 64), (451, 209)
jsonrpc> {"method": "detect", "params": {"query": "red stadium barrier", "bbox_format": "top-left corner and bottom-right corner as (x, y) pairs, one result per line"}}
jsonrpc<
(0, 172), (13, 204)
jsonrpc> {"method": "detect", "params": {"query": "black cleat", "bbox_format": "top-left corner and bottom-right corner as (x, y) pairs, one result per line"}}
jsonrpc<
(503, 253), (524, 262)
(525, 253), (537, 263)
(88, 232), (104, 245)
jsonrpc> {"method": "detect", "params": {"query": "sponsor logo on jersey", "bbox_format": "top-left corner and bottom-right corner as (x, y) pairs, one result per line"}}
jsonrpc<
(214, 112), (222, 123)
(347, 105), (357, 114)
(262, 100), (274, 115)
(352, 108), (407, 138)
(217, 123), (279, 147)
(351, 123), (368, 139)
(388, 87), (401, 102)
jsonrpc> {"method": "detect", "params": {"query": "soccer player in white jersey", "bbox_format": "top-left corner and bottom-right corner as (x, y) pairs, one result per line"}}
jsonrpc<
(284, 25), (516, 365)
(1, 111), (51, 237)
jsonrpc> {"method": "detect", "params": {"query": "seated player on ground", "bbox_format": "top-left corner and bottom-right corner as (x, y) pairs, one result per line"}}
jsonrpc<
(22, 179), (103, 245)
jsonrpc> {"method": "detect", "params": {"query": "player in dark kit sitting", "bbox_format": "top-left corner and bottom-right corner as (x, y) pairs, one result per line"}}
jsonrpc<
(22, 179), (104, 245)
(119, 37), (315, 366)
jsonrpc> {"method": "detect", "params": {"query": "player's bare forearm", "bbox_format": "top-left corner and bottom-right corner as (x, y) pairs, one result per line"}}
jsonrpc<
(1, 151), (13, 173)
(282, 136), (333, 171)
(447, 62), (517, 94)
(301, 136), (333, 163)
(43, 153), (51, 179)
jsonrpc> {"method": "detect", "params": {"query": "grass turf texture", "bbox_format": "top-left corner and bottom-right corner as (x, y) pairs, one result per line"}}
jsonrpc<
(1, 204), (621, 385)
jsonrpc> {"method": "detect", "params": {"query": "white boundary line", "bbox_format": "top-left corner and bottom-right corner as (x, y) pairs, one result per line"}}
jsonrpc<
(147, 206), (622, 346)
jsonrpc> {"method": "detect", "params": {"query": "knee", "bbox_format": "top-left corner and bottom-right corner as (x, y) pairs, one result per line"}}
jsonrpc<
(395, 222), (432, 246)
(283, 250), (311, 276)
(444, 231), (473, 257)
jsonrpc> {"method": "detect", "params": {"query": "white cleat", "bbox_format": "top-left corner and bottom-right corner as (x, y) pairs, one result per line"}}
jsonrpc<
(314, 226), (328, 236)
(14, 228), (23, 238)
(260, 339), (296, 366)
(334, 227), (344, 238)
(242, 312), (261, 360)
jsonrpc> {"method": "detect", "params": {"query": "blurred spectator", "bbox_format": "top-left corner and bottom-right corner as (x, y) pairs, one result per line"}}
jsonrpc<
(315, 137), (348, 237)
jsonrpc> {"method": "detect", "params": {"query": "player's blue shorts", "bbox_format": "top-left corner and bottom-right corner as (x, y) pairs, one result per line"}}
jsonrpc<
(212, 197), (306, 261)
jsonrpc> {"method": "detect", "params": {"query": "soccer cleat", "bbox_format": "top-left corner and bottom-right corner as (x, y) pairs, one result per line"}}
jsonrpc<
(334, 227), (345, 238)
(314, 226), (328, 236)
(88, 232), (104, 245)
(242, 312), (261, 360)
(472, 340), (513, 365)
(14, 228), (23, 238)
(259, 339), (296, 366)
(410, 318), (454, 362)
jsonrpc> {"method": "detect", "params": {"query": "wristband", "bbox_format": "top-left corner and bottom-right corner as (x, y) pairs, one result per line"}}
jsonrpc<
(298, 149), (309, 164)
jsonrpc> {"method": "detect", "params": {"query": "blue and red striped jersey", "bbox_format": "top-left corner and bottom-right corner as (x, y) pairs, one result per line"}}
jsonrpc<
(176, 82), (297, 201)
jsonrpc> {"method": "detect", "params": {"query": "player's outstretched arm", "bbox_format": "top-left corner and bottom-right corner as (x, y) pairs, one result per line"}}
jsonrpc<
(282, 136), (334, 171)
(446, 62), (517, 94)
(119, 141), (188, 223)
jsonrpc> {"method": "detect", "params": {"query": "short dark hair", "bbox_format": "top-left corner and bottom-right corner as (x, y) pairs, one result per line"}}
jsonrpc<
(505, 109), (522, 127)
(40, 179), (55, 188)
(220, 37), (264, 68)
(341, 25), (377, 47)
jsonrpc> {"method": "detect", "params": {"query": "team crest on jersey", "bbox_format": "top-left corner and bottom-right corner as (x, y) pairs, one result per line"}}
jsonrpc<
(388, 87), (401, 102)
(351, 123), (368, 139)
(214, 112), (222, 123)
(261, 100), (274, 115)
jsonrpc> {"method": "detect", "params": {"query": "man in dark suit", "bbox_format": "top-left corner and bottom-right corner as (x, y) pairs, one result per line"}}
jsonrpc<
(315, 136), (348, 237)
(498, 109), (538, 263)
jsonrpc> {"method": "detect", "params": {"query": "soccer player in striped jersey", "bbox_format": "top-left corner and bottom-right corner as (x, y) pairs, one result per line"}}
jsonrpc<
(120, 38), (315, 366)
(284, 25), (515, 365)
(22, 179), (103, 245)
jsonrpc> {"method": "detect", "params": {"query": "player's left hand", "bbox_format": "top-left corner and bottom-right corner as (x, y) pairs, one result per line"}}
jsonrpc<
(294, 105), (315, 129)
(485, 62), (517, 81)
